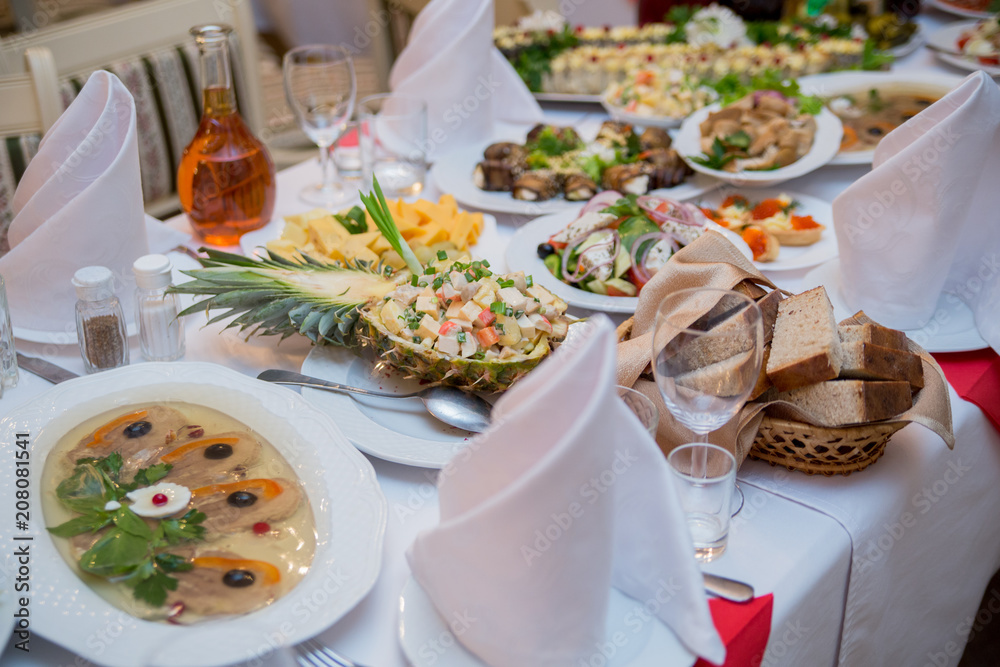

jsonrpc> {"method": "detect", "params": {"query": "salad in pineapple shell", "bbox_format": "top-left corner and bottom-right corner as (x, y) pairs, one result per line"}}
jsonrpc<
(174, 180), (573, 393)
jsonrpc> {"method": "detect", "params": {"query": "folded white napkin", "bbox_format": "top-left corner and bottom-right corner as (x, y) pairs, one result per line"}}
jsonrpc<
(388, 0), (543, 158)
(832, 71), (1000, 352)
(407, 315), (724, 666)
(1, 70), (149, 333)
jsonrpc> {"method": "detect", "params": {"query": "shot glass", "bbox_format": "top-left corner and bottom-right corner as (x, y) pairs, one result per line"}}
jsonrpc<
(616, 385), (658, 437)
(358, 93), (427, 197)
(0, 274), (19, 395)
(332, 121), (362, 182)
(668, 443), (736, 562)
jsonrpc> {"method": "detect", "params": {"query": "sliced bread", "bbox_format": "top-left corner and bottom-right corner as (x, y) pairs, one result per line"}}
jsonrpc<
(756, 289), (784, 345)
(776, 379), (912, 426)
(732, 280), (768, 300)
(750, 344), (772, 400)
(839, 320), (909, 351)
(839, 341), (924, 390)
(674, 348), (759, 397)
(766, 286), (842, 391)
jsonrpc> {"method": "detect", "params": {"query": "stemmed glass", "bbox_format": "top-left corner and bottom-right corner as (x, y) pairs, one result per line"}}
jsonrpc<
(283, 45), (356, 207)
(651, 288), (764, 557)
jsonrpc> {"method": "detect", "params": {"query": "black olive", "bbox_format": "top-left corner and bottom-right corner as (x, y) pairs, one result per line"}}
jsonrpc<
(204, 443), (234, 460)
(123, 421), (152, 438)
(222, 569), (255, 588)
(867, 127), (885, 137)
(537, 242), (555, 259)
(227, 491), (257, 507)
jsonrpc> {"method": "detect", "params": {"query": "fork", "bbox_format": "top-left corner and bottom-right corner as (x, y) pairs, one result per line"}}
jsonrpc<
(293, 638), (369, 667)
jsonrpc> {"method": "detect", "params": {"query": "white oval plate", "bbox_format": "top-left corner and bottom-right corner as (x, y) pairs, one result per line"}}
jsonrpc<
(798, 70), (964, 165)
(431, 142), (721, 217)
(505, 209), (750, 313)
(675, 105), (843, 188)
(0, 362), (387, 667)
(398, 576), (696, 667)
(888, 22), (927, 59)
(926, 0), (996, 20)
(688, 188), (838, 272)
(927, 21), (1000, 77)
(802, 259), (988, 353)
(600, 98), (686, 129)
(300, 346), (482, 469)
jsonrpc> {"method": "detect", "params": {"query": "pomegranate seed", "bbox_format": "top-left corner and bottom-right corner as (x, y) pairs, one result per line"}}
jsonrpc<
(167, 602), (185, 624)
(253, 522), (271, 535)
(152, 493), (168, 506)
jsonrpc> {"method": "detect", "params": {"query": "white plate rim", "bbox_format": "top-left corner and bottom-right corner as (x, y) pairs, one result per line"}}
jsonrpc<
(299, 345), (469, 469)
(927, 21), (1000, 76)
(888, 22), (928, 58)
(798, 69), (966, 166)
(802, 259), (989, 353)
(674, 104), (843, 187)
(926, 0), (996, 20)
(431, 141), (722, 217)
(0, 361), (387, 667)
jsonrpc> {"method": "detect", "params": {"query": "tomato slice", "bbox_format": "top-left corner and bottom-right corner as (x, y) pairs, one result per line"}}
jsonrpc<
(627, 266), (649, 293)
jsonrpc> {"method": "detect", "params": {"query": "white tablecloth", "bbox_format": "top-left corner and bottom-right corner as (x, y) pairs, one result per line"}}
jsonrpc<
(3, 8), (999, 667)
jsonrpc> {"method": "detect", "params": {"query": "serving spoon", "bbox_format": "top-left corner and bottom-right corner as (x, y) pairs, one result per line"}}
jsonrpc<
(257, 369), (492, 433)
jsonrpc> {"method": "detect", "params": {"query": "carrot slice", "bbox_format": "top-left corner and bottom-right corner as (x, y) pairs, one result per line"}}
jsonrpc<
(190, 478), (284, 501)
(85, 410), (149, 448)
(191, 557), (281, 585)
(161, 437), (241, 463)
(840, 126), (858, 151)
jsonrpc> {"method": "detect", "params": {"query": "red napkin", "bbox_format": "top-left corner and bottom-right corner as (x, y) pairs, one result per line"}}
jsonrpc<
(932, 349), (1000, 433)
(695, 594), (774, 667)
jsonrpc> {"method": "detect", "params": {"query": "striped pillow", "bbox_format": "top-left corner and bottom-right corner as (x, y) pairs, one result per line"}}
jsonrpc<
(0, 134), (41, 254)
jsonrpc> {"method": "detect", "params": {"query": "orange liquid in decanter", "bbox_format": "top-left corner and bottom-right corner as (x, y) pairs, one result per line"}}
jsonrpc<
(177, 88), (276, 246)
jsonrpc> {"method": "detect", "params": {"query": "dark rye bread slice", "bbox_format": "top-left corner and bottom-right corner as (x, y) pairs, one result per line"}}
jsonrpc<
(838, 318), (909, 352)
(776, 379), (912, 427)
(838, 341), (924, 390)
(732, 280), (768, 300)
(766, 286), (842, 391)
(756, 289), (784, 345)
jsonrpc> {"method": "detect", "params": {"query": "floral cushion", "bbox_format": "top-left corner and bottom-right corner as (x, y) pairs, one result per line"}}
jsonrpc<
(0, 133), (41, 253)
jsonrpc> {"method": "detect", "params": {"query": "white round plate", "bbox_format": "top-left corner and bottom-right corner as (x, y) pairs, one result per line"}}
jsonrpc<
(802, 260), (988, 352)
(239, 209), (502, 267)
(798, 70), (964, 165)
(431, 142), (722, 217)
(687, 188), (838, 271)
(675, 105), (843, 188)
(927, 0), (996, 20)
(0, 362), (387, 667)
(888, 22), (927, 58)
(505, 210), (750, 313)
(300, 346), (482, 468)
(600, 98), (686, 129)
(927, 21), (1000, 76)
(398, 576), (696, 667)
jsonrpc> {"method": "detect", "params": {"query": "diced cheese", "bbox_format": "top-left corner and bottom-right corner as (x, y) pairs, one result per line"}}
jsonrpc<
(415, 295), (439, 317)
(445, 299), (465, 319)
(472, 284), (496, 309)
(498, 287), (528, 310)
(516, 314), (536, 340)
(416, 315), (440, 341)
(527, 285), (556, 307)
(459, 301), (484, 321)
(434, 335), (460, 356)
(529, 313), (553, 334)
(459, 338), (478, 358)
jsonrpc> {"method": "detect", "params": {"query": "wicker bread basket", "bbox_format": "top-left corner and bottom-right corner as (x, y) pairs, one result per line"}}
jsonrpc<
(749, 415), (906, 476)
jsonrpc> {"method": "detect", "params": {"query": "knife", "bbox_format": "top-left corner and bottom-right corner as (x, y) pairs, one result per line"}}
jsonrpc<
(16, 353), (79, 384)
(703, 573), (755, 603)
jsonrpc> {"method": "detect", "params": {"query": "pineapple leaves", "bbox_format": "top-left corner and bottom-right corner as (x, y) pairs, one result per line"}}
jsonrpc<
(360, 177), (423, 276)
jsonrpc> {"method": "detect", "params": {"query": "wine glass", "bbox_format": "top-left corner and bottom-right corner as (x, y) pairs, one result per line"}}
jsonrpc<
(651, 287), (763, 559)
(283, 45), (356, 207)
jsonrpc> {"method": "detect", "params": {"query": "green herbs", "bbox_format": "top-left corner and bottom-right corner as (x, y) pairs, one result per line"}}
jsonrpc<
(526, 126), (583, 157)
(711, 70), (822, 114)
(510, 25), (579, 92)
(860, 38), (894, 71)
(690, 135), (746, 170)
(599, 193), (644, 219)
(333, 206), (367, 234)
(47, 453), (207, 607)
(360, 177), (423, 276)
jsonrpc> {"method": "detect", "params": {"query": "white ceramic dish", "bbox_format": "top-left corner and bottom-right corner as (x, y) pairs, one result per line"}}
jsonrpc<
(431, 142), (721, 217)
(798, 70), (965, 165)
(674, 105), (843, 188)
(299, 345), (481, 469)
(398, 576), (696, 667)
(888, 22), (928, 58)
(927, 21), (1000, 77)
(0, 362), (387, 667)
(926, 0), (996, 20)
(600, 98), (686, 129)
(505, 209), (750, 313)
(802, 259), (988, 352)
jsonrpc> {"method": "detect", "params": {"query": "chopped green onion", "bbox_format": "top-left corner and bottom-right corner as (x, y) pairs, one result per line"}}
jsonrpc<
(526, 276), (534, 287)
(514, 310), (524, 318)
(410, 275), (419, 287)
(359, 177), (423, 276)
(498, 279), (514, 288)
(482, 260), (491, 268)
(490, 302), (505, 314)
(413, 337), (421, 343)
(432, 277), (445, 290)
(457, 332), (467, 342)
(496, 323), (505, 333)
(505, 306), (514, 317)
(465, 271), (475, 282)
(437, 250), (448, 261)
(424, 266), (436, 275)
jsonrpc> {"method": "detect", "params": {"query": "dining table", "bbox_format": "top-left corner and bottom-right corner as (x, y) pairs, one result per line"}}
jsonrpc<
(2, 6), (1000, 667)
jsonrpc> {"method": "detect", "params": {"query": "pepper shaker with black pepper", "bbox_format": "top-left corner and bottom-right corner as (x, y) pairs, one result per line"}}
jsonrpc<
(73, 266), (129, 373)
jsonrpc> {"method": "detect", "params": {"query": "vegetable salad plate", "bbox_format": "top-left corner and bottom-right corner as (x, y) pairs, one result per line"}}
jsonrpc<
(927, 21), (1000, 77)
(299, 345), (483, 468)
(398, 576), (696, 667)
(431, 142), (721, 217)
(0, 362), (387, 667)
(803, 260), (988, 352)
(926, 0), (997, 20)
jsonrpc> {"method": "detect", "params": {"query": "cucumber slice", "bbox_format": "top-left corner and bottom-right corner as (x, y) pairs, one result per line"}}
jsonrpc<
(585, 279), (608, 295)
(605, 277), (637, 297)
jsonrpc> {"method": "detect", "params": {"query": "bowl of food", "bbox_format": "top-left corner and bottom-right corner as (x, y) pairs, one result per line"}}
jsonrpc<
(601, 68), (719, 128)
(3, 362), (387, 667)
(674, 91), (843, 188)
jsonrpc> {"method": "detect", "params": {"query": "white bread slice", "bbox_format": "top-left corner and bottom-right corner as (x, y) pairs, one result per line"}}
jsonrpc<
(838, 341), (924, 390)
(777, 379), (912, 426)
(766, 286), (842, 391)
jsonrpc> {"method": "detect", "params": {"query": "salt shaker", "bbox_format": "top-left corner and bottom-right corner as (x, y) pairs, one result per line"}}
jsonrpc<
(133, 254), (185, 362)
(73, 266), (129, 373)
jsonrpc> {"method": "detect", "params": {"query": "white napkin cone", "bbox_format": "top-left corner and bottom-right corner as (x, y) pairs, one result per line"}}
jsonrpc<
(832, 71), (1000, 352)
(389, 0), (543, 158)
(407, 315), (725, 666)
(1, 70), (149, 333)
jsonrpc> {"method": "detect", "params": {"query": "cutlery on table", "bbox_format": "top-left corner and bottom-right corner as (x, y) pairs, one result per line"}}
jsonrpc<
(16, 352), (79, 384)
(257, 369), (492, 433)
(703, 573), (755, 603)
(293, 638), (368, 667)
